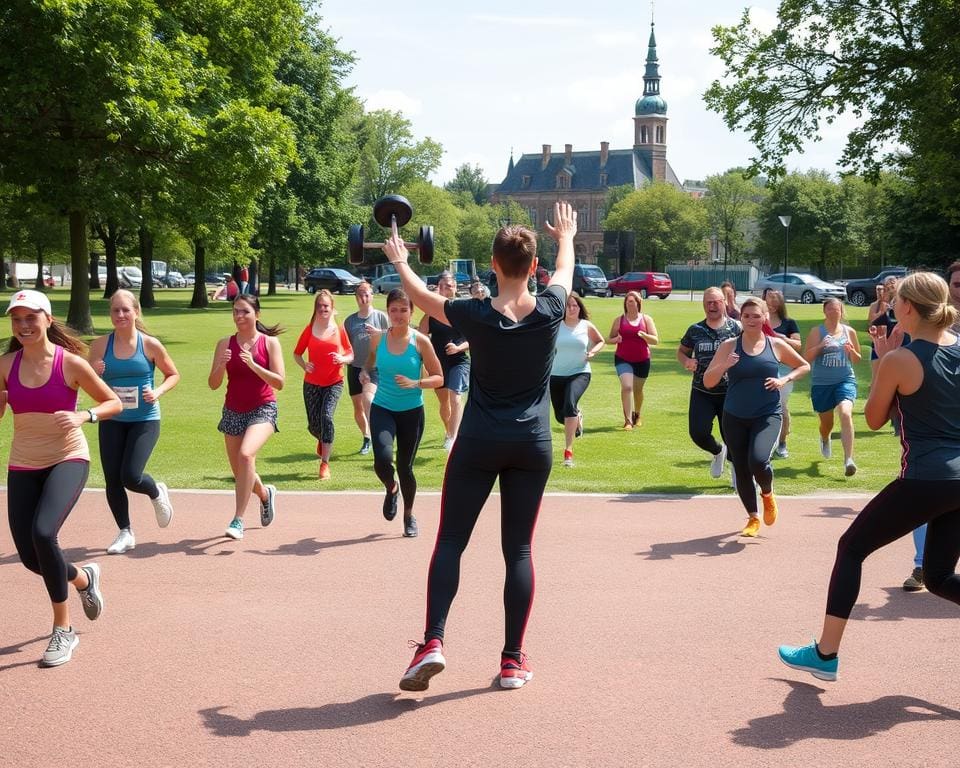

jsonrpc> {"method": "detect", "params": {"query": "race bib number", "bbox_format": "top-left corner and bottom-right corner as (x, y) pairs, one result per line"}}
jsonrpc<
(113, 386), (140, 410)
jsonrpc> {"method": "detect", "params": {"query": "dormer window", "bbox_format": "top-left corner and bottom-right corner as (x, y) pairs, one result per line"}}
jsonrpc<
(600, 173), (608, 187)
(556, 174), (570, 190)
(521, 175), (531, 188)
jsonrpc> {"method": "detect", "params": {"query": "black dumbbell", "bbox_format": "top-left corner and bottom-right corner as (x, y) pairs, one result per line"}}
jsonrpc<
(348, 194), (434, 265)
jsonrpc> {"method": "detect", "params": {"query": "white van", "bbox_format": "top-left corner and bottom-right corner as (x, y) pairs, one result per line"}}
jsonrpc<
(6, 262), (54, 287)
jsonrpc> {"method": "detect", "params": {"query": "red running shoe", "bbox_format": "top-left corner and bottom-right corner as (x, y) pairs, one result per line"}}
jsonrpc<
(499, 652), (533, 689)
(399, 639), (446, 691)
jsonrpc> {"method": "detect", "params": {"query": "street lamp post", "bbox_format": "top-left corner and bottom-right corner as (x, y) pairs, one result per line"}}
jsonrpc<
(778, 215), (792, 279)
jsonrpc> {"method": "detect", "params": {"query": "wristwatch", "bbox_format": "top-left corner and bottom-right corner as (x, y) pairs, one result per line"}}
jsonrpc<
(87, 409), (98, 424)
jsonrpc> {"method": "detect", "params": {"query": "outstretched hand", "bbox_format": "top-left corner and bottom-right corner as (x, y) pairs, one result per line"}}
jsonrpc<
(544, 202), (577, 243)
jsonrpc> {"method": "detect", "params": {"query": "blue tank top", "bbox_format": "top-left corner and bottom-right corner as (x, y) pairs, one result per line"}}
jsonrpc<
(812, 324), (856, 386)
(723, 336), (782, 419)
(102, 332), (159, 422)
(372, 331), (424, 412)
(896, 337), (960, 480)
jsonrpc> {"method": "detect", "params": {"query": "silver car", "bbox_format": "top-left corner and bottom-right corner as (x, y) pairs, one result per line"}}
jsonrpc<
(753, 272), (847, 304)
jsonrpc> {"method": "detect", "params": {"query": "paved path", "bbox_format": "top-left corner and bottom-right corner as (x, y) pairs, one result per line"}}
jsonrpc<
(1, 491), (957, 767)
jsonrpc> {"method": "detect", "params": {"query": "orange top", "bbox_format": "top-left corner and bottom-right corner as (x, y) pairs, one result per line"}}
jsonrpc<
(294, 324), (353, 386)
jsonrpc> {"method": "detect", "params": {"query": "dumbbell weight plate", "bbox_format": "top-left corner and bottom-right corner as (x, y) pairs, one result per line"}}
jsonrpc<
(348, 224), (365, 265)
(419, 226), (434, 264)
(373, 195), (413, 229)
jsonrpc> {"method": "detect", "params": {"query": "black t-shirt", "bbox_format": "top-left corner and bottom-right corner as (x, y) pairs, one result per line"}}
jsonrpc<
(680, 317), (742, 393)
(444, 285), (566, 441)
(428, 316), (468, 369)
(773, 317), (800, 338)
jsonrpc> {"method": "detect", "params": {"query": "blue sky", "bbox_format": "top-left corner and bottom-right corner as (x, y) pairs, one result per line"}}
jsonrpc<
(318, 0), (855, 186)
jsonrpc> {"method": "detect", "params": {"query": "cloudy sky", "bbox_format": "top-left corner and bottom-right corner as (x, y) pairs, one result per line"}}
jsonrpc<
(317, 0), (856, 186)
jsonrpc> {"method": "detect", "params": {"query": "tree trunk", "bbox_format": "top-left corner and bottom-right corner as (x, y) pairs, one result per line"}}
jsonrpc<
(34, 245), (45, 290)
(139, 225), (156, 308)
(9, 259), (19, 289)
(94, 220), (121, 297)
(66, 209), (93, 333)
(268, 251), (277, 295)
(189, 239), (209, 308)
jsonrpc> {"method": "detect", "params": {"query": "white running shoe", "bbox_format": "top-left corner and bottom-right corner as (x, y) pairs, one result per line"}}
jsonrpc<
(107, 528), (136, 555)
(151, 482), (173, 528)
(845, 459), (857, 477)
(820, 438), (832, 459)
(710, 444), (727, 479)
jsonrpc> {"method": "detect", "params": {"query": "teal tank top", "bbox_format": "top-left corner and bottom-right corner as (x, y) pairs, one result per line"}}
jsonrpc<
(102, 332), (159, 422)
(372, 331), (424, 412)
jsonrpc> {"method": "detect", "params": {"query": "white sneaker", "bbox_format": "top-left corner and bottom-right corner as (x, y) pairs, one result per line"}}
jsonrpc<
(107, 528), (136, 554)
(710, 444), (727, 479)
(443, 436), (454, 452)
(820, 438), (832, 459)
(845, 459), (857, 477)
(774, 443), (789, 459)
(151, 482), (173, 528)
(225, 517), (244, 540)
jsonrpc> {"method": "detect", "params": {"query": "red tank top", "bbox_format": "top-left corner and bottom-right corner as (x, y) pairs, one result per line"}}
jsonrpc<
(224, 335), (276, 412)
(616, 314), (651, 363)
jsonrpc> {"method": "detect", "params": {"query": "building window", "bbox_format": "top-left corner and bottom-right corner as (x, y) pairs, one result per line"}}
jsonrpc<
(656, 125), (664, 143)
(640, 125), (648, 144)
(556, 174), (569, 189)
(578, 207), (589, 230)
(521, 175), (531, 188)
(529, 208), (537, 226)
(600, 173), (608, 186)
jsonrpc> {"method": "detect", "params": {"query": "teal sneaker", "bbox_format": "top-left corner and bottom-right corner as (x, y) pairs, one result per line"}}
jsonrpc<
(778, 641), (838, 681)
(225, 517), (244, 540)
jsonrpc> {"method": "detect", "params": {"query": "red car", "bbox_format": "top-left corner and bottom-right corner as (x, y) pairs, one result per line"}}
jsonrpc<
(606, 271), (672, 299)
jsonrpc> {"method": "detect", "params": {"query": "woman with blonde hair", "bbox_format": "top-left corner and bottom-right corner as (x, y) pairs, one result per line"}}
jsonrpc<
(779, 272), (960, 681)
(294, 289), (353, 480)
(89, 289), (180, 554)
(607, 290), (658, 429)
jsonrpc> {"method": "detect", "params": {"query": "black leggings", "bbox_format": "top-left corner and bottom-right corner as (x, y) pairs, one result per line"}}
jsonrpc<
(304, 380), (343, 445)
(99, 420), (160, 530)
(689, 388), (726, 456)
(370, 403), (424, 512)
(827, 479), (960, 619)
(7, 461), (89, 603)
(425, 438), (552, 659)
(549, 373), (591, 421)
(721, 411), (782, 514)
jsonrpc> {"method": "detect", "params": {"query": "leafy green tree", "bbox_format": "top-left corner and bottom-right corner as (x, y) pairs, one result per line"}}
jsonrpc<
(0, 185), (68, 289)
(705, 169), (764, 267)
(456, 200), (531, 268)
(881, 173), (960, 269)
(356, 110), (443, 206)
(444, 164), (489, 205)
(604, 182), (709, 272)
(600, 185), (636, 227)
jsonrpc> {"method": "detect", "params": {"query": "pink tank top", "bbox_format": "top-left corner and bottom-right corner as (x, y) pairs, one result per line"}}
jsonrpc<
(7, 346), (78, 413)
(224, 334), (276, 412)
(616, 314), (651, 363)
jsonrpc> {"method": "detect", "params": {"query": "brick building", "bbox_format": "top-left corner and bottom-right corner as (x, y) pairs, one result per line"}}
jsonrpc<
(490, 22), (685, 265)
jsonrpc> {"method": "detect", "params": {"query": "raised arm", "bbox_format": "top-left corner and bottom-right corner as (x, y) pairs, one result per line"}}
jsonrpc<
(384, 237), (448, 324)
(546, 202), (577, 296)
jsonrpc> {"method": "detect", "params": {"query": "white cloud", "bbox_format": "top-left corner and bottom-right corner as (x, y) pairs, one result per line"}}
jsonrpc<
(361, 90), (423, 116)
(469, 14), (584, 27)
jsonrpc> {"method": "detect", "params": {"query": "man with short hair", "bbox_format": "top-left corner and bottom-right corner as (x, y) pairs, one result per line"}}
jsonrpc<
(677, 288), (742, 479)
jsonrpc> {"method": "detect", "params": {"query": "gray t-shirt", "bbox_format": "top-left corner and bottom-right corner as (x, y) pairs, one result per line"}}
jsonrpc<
(343, 309), (389, 369)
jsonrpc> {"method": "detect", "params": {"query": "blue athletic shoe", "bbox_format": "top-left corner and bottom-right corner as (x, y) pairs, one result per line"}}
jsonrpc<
(778, 641), (838, 681)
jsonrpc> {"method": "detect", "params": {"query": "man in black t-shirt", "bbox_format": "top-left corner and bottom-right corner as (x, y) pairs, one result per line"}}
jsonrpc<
(677, 287), (742, 479)
(389, 202), (577, 693)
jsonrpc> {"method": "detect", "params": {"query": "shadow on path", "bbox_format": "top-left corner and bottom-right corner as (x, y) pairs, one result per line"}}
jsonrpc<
(730, 678), (960, 749)
(0, 537), (230, 566)
(247, 533), (389, 556)
(805, 505), (858, 519)
(853, 587), (960, 622)
(637, 531), (749, 560)
(200, 686), (499, 736)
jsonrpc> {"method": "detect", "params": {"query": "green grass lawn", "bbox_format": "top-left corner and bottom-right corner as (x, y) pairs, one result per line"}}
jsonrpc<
(0, 287), (899, 495)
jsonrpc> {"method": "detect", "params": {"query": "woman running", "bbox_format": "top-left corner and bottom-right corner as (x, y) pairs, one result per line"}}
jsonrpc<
(418, 271), (470, 451)
(0, 290), (121, 666)
(803, 298), (862, 476)
(764, 290), (801, 458)
(208, 295), (285, 540)
(293, 289), (353, 480)
(551, 291), (604, 468)
(392, 202), (576, 692)
(343, 281), (389, 455)
(89, 290), (180, 554)
(607, 290), (658, 429)
(361, 288), (442, 539)
(704, 296), (809, 537)
(779, 272), (960, 681)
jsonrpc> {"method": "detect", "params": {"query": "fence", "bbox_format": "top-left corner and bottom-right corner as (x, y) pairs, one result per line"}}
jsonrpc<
(664, 263), (761, 292)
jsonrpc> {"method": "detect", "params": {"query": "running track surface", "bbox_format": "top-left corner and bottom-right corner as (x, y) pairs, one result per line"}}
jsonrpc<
(1, 490), (957, 768)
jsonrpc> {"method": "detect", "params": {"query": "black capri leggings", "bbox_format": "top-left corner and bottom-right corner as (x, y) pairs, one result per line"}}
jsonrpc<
(370, 403), (424, 512)
(7, 461), (89, 603)
(826, 479), (960, 619)
(304, 380), (344, 445)
(689, 388), (726, 456)
(425, 438), (552, 660)
(99, 420), (160, 530)
(549, 372), (591, 422)
(721, 410), (782, 515)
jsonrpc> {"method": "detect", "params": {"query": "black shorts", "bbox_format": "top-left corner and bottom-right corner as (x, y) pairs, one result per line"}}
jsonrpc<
(346, 365), (379, 397)
(614, 355), (651, 379)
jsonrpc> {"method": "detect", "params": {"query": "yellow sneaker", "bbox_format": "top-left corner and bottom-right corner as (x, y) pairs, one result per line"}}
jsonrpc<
(741, 517), (761, 537)
(762, 492), (778, 526)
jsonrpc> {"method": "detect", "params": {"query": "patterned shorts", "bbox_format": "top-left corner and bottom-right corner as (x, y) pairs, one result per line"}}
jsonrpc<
(218, 401), (279, 436)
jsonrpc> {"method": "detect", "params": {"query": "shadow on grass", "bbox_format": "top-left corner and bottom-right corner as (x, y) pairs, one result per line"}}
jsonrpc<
(730, 678), (960, 748)
(200, 685), (500, 736)
(246, 533), (389, 556)
(637, 531), (748, 559)
(852, 587), (959, 622)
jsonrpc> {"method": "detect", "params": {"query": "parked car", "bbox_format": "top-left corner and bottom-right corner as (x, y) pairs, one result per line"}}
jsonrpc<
(572, 264), (608, 297)
(162, 271), (187, 288)
(372, 272), (425, 294)
(183, 272), (196, 285)
(606, 271), (672, 299)
(753, 272), (847, 304)
(118, 266), (143, 289)
(843, 267), (908, 307)
(304, 267), (362, 294)
(426, 271), (471, 288)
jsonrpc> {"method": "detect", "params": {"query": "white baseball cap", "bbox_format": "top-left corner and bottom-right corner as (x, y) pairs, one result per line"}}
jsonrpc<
(6, 289), (52, 315)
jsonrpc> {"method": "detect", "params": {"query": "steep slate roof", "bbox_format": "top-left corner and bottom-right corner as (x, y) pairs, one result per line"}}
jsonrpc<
(496, 148), (681, 193)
